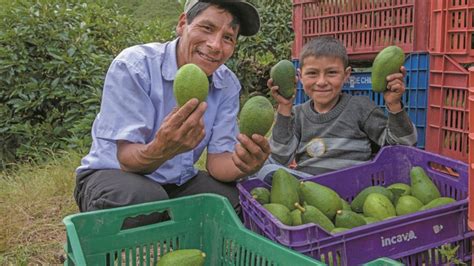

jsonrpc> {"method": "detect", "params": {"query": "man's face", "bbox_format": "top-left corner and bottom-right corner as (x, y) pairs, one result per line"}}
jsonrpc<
(176, 5), (239, 76)
(300, 55), (351, 113)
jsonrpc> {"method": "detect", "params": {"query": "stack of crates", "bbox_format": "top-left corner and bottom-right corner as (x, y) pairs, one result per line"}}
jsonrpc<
(278, 0), (474, 263)
(469, 67), (474, 252)
(291, 0), (431, 149)
(425, 0), (473, 163)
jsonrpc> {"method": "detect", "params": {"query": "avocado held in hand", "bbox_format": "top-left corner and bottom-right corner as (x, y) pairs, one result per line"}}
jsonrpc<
(371, 45), (405, 93)
(173, 63), (209, 106)
(239, 96), (274, 137)
(270, 59), (296, 99)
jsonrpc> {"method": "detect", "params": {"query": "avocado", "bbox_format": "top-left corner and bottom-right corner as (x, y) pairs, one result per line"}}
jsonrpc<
(410, 166), (441, 204)
(419, 197), (456, 211)
(300, 203), (335, 232)
(250, 187), (271, 205)
(335, 210), (366, 229)
(387, 183), (411, 204)
(239, 96), (274, 137)
(290, 208), (304, 226)
(351, 186), (394, 213)
(300, 181), (342, 220)
(395, 195), (423, 216)
(363, 216), (380, 224)
(331, 227), (349, 234)
(157, 249), (206, 266)
(270, 59), (296, 99)
(371, 45), (405, 93)
(263, 203), (292, 225)
(363, 193), (396, 220)
(340, 198), (352, 211)
(173, 63), (209, 106)
(270, 169), (300, 211)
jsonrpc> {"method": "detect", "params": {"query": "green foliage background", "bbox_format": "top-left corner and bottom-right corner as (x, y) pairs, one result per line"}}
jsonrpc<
(0, 0), (292, 167)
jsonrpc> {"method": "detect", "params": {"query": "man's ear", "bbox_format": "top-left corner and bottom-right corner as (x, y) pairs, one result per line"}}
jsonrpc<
(176, 13), (187, 36)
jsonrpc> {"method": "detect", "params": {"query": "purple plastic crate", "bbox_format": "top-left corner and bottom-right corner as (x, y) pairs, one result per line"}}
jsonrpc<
(237, 146), (473, 265)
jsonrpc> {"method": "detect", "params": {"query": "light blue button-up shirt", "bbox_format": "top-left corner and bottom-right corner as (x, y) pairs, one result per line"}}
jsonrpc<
(76, 38), (241, 185)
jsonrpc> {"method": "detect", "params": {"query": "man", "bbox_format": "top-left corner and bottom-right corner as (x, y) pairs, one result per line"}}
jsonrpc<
(74, 0), (269, 225)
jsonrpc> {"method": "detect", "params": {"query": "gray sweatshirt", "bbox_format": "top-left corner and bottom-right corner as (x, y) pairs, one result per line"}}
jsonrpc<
(270, 93), (417, 175)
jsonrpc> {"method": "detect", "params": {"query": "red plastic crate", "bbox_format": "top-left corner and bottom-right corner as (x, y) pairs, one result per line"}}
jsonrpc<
(426, 54), (469, 163)
(429, 0), (474, 64)
(468, 67), (474, 230)
(292, 0), (430, 60)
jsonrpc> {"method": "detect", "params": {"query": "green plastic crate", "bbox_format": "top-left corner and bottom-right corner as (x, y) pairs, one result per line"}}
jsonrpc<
(63, 194), (323, 265)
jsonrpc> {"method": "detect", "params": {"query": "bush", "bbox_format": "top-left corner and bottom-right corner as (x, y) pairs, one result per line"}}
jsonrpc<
(228, 0), (294, 100)
(0, 0), (173, 167)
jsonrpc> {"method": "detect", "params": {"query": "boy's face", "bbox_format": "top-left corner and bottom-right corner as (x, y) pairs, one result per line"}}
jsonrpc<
(176, 5), (239, 76)
(299, 55), (351, 113)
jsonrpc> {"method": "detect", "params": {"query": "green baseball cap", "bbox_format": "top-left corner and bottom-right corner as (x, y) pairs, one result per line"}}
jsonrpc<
(184, 0), (260, 36)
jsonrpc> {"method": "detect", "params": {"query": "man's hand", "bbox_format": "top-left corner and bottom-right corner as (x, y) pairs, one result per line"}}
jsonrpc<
(150, 98), (207, 158)
(117, 98), (207, 174)
(231, 133), (271, 176)
(383, 66), (407, 113)
(268, 78), (295, 117)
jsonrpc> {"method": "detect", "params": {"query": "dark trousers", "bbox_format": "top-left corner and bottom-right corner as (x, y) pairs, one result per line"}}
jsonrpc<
(74, 169), (240, 227)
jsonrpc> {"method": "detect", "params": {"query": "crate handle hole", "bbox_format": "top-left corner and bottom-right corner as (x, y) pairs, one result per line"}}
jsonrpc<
(121, 210), (171, 230)
(428, 162), (460, 178)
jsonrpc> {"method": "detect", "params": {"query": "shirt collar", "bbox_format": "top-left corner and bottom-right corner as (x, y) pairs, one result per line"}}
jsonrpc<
(162, 38), (226, 89)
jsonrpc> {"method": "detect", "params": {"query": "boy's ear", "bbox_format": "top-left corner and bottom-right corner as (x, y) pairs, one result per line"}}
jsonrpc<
(344, 66), (351, 82)
(297, 68), (302, 80)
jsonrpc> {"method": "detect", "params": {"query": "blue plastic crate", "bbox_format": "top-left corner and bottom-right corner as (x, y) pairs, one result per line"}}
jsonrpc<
(292, 53), (429, 149)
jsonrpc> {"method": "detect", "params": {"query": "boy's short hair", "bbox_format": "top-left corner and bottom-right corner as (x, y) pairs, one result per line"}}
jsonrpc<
(299, 36), (349, 68)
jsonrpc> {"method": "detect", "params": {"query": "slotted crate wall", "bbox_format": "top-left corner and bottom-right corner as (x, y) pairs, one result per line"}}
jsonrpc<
(429, 0), (474, 64)
(292, 0), (430, 60)
(468, 67), (474, 230)
(426, 54), (470, 163)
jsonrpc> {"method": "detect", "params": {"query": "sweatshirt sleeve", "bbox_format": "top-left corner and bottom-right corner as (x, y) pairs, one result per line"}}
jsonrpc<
(363, 106), (417, 147)
(269, 112), (299, 165)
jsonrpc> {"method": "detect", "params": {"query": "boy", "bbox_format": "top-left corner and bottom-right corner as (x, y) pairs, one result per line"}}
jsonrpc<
(257, 36), (417, 180)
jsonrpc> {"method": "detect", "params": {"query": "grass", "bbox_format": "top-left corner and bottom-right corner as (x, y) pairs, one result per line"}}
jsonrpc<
(0, 150), (81, 264)
(0, 149), (208, 264)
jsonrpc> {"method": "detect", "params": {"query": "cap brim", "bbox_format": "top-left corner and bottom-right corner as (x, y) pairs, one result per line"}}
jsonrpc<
(230, 2), (260, 36)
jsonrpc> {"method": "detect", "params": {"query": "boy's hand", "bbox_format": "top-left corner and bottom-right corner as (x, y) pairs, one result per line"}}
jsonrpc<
(232, 133), (271, 176)
(383, 66), (407, 113)
(267, 78), (295, 116)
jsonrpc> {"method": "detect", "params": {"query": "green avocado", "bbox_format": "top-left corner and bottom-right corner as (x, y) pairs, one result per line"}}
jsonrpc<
(371, 45), (405, 93)
(410, 166), (441, 204)
(270, 59), (296, 99)
(270, 169), (300, 210)
(395, 195), (423, 216)
(173, 63), (209, 106)
(300, 181), (342, 220)
(351, 186), (394, 213)
(263, 203), (292, 225)
(157, 249), (206, 266)
(335, 210), (366, 229)
(362, 193), (396, 220)
(239, 96), (274, 137)
(250, 187), (270, 205)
